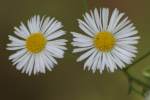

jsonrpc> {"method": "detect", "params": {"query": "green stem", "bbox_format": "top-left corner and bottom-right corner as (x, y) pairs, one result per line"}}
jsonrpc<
(83, 0), (88, 11)
(124, 51), (150, 71)
(124, 51), (150, 88)
(132, 86), (144, 96)
(125, 71), (150, 88)
(124, 51), (150, 96)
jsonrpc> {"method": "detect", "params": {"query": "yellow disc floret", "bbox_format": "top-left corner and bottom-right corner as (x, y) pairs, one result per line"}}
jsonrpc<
(93, 32), (116, 52)
(26, 33), (47, 53)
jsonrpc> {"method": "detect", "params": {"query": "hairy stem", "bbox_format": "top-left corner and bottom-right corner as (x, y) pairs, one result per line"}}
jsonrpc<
(125, 51), (150, 71)
(125, 71), (150, 88)
(124, 51), (150, 95)
(132, 86), (144, 96)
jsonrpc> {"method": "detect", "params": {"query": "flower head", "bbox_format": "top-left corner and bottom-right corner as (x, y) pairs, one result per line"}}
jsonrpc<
(71, 8), (140, 73)
(7, 15), (67, 75)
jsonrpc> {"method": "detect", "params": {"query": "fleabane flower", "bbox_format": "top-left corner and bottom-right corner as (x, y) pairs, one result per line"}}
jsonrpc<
(71, 8), (140, 73)
(7, 15), (67, 75)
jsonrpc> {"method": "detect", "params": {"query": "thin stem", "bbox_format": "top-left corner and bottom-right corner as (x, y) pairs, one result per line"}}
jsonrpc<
(83, 0), (88, 11)
(124, 51), (150, 88)
(125, 71), (150, 88)
(124, 51), (150, 71)
(124, 51), (150, 96)
(132, 86), (144, 96)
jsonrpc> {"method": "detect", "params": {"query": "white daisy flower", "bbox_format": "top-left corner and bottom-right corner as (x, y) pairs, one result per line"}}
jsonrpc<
(71, 8), (140, 73)
(145, 91), (150, 100)
(7, 15), (67, 76)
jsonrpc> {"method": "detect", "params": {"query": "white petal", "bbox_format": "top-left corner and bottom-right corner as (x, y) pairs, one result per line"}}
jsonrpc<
(79, 23), (94, 37)
(7, 46), (25, 50)
(71, 32), (92, 39)
(46, 30), (65, 40)
(118, 40), (138, 45)
(109, 52), (125, 69)
(14, 27), (28, 39)
(97, 52), (102, 71)
(34, 54), (41, 74)
(113, 17), (130, 33)
(38, 53), (46, 73)
(27, 18), (34, 33)
(41, 53), (53, 71)
(7, 42), (25, 47)
(105, 53), (117, 72)
(108, 9), (125, 32)
(9, 49), (27, 60)
(20, 22), (30, 36)
(25, 54), (35, 75)
(73, 46), (93, 53)
(39, 16), (45, 29)
(94, 8), (101, 31)
(41, 17), (55, 33)
(91, 51), (101, 73)
(21, 54), (34, 75)
(48, 39), (67, 46)
(71, 42), (93, 47)
(116, 30), (138, 39)
(116, 43), (137, 53)
(107, 8), (118, 32)
(78, 19), (95, 36)
(89, 10), (99, 32)
(84, 12), (99, 33)
(8, 35), (25, 44)
(44, 50), (58, 65)
(77, 48), (96, 62)
(45, 21), (63, 36)
(73, 38), (92, 44)
(15, 53), (31, 70)
(115, 46), (136, 58)
(100, 53), (107, 73)
(102, 8), (109, 31)
(83, 50), (98, 70)
(117, 36), (140, 41)
(115, 23), (135, 35)
(112, 49), (132, 65)
(46, 45), (64, 58)
(47, 43), (67, 50)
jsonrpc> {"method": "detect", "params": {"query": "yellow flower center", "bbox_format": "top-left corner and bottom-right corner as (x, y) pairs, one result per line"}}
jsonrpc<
(26, 33), (47, 53)
(93, 32), (116, 52)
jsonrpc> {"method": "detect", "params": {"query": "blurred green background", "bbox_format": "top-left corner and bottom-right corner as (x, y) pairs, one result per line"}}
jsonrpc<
(0, 0), (150, 100)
